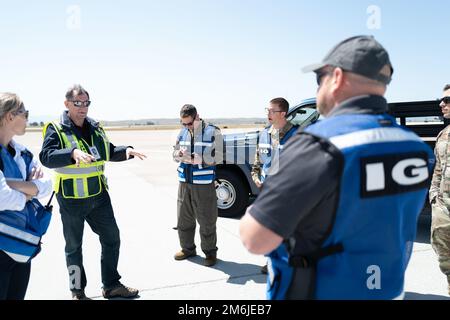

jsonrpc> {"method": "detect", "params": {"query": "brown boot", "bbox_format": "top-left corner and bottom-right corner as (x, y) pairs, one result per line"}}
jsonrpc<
(102, 283), (139, 299)
(174, 249), (197, 260)
(204, 255), (217, 267)
(72, 290), (91, 300)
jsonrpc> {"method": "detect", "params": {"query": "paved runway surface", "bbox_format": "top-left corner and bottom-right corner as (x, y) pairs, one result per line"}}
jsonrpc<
(13, 129), (449, 300)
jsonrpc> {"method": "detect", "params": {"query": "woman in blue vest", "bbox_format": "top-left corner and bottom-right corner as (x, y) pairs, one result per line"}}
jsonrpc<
(0, 93), (52, 300)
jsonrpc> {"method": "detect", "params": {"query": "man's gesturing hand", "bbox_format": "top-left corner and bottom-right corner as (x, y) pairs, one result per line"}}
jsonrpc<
(72, 149), (96, 167)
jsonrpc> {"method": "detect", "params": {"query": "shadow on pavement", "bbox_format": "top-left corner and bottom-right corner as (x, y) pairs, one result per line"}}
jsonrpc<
(415, 214), (431, 244)
(101, 294), (141, 301)
(404, 292), (450, 300)
(188, 256), (266, 285)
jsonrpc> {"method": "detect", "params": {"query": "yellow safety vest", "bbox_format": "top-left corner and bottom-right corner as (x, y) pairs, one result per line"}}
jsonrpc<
(43, 122), (110, 199)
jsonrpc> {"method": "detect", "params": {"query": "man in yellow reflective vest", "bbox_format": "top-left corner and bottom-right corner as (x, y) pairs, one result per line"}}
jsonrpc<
(39, 84), (146, 300)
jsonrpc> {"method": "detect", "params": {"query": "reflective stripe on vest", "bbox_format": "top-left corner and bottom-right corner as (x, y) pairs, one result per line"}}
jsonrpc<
(65, 132), (79, 149)
(0, 222), (40, 245)
(55, 165), (105, 175)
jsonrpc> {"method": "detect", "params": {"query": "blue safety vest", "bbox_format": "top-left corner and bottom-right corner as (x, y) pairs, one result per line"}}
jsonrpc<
(267, 113), (434, 300)
(0, 146), (52, 263)
(258, 125), (298, 182)
(177, 122), (218, 185)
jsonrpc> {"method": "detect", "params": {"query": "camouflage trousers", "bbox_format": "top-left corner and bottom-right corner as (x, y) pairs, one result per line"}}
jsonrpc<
(176, 182), (218, 256)
(431, 198), (450, 285)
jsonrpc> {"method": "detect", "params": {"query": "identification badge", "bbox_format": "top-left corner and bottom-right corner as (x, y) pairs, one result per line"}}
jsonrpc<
(89, 146), (101, 160)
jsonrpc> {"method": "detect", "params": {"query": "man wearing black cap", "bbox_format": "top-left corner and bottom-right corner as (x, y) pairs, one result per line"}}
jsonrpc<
(239, 35), (434, 300)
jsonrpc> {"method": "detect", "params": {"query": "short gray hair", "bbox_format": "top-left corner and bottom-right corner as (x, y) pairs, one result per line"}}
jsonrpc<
(444, 84), (450, 91)
(65, 84), (90, 101)
(0, 93), (24, 125)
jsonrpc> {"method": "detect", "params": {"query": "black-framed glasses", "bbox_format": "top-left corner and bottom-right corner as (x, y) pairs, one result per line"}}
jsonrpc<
(265, 108), (284, 114)
(70, 100), (91, 107)
(13, 109), (29, 120)
(440, 96), (450, 105)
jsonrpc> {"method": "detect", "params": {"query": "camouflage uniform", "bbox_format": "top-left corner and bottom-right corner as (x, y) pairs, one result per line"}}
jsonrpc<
(251, 122), (294, 185)
(429, 125), (450, 292)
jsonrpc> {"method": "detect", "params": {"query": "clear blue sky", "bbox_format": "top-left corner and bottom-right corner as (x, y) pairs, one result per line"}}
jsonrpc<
(0, 0), (448, 121)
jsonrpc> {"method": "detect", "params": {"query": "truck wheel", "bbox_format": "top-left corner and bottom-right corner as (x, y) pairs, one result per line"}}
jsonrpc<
(215, 169), (249, 218)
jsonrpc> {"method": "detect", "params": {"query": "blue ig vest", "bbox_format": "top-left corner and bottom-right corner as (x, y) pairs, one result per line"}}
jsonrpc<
(177, 123), (218, 185)
(267, 114), (434, 300)
(258, 125), (298, 182)
(0, 146), (52, 263)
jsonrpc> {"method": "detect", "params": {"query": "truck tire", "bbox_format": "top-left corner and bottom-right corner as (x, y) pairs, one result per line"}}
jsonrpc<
(215, 169), (249, 218)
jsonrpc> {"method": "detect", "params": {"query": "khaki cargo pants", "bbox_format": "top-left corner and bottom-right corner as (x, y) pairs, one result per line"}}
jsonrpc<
(431, 197), (450, 285)
(177, 182), (218, 256)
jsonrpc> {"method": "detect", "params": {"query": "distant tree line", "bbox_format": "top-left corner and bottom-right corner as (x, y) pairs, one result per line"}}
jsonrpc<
(28, 122), (45, 127)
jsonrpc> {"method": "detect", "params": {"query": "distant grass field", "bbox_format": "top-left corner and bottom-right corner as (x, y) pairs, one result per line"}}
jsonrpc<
(26, 123), (265, 132)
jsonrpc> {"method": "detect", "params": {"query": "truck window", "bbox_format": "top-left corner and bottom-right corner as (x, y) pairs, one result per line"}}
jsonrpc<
(288, 107), (320, 128)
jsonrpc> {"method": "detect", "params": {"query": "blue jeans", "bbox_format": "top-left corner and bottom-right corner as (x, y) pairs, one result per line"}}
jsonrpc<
(57, 191), (121, 291)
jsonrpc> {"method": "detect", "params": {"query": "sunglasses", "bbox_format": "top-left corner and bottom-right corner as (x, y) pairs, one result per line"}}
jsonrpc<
(181, 120), (194, 127)
(316, 70), (333, 86)
(440, 96), (450, 105)
(70, 100), (91, 107)
(180, 114), (197, 127)
(13, 109), (29, 120)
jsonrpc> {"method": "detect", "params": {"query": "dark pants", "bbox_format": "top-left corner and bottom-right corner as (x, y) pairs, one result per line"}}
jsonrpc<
(57, 191), (121, 292)
(0, 251), (31, 300)
(177, 182), (218, 255)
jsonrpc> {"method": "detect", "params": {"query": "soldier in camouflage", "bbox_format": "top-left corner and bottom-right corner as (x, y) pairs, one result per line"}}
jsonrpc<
(251, 98), (298, 274)
(429, 84), (450, 294)
(251, 98), (297, 189)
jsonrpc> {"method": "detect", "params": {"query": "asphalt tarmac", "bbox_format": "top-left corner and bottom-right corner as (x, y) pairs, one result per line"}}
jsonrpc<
(13, 129), (449, 300)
